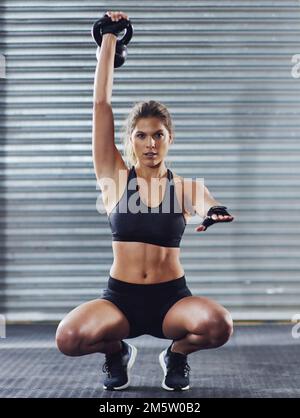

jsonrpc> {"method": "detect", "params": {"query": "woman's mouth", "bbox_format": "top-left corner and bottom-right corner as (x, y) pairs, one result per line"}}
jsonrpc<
(144, 153), (157, 158)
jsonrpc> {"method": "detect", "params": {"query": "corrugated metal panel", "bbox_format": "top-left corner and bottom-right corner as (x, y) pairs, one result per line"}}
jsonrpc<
(1, 0), (300, 321)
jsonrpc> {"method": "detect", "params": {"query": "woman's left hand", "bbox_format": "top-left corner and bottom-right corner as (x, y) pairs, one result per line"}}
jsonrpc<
(195, 214), (234, 232)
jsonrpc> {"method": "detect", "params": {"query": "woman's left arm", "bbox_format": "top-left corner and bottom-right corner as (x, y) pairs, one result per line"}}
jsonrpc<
(184, 179), (235, 232)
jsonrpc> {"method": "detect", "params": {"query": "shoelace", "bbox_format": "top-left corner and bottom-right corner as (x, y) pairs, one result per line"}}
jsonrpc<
(102, 350), (124, 377)
(167, 352), (191, 376)
(168, 362), (191, 377)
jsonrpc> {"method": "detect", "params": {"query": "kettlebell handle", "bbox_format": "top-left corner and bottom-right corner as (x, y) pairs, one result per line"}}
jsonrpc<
(119, 23), (133, 45)
(92, 17), (133, 48)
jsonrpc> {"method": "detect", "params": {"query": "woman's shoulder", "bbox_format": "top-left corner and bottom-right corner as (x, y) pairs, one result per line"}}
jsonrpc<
(171, 170), (188, 185)
(171, 170), (196, 216)
(171, 169), (198, 187)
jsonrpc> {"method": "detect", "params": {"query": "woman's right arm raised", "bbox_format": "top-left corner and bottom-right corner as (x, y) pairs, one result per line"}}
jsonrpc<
(92, 23), (126, 181)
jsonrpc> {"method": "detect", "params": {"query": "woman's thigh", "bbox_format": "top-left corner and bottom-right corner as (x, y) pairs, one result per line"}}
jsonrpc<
(56, 299), (131, 344)
(162, 295), (233, 340)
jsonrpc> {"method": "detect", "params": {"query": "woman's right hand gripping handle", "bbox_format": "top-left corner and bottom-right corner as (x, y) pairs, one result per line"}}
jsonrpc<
(93, 11), (130, 104)
(92, 11), (130, 182)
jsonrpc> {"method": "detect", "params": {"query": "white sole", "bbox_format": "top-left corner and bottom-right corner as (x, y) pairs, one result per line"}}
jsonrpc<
(103, 343), (138, 390)
(159, 348), (190, 391)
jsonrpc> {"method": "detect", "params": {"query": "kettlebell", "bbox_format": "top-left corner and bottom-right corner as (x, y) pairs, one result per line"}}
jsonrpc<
(91, 15), (133, 68)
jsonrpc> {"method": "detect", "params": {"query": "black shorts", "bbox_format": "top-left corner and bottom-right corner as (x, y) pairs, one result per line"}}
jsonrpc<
(99, 275), (193, 339)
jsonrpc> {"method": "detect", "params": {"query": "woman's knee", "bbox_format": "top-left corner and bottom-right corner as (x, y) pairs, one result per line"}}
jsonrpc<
(209, 310), (233, 347)
(55, 323), (85, 356)
(192, 309), (234, 348)
(55, 319), (126, 356)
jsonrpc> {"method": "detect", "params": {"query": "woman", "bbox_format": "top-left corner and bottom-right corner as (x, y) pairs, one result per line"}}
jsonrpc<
(55, 10), (235, 392)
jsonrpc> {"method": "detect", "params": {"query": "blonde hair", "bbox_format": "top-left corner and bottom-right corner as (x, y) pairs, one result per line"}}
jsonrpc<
(121, 100), (175, 168)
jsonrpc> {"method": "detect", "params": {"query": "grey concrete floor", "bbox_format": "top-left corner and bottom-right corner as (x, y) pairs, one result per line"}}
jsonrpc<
(0, 323), (299, 398)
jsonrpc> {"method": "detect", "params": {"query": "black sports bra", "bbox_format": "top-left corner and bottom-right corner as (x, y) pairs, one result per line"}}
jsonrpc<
(108, 166), (187, 247)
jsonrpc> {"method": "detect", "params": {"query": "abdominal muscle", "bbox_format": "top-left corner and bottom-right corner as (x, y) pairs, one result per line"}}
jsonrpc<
(109, 241), (185, 284)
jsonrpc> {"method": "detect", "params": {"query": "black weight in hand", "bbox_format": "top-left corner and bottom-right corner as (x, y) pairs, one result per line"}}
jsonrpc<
(102, 15), (131, 37)
(91, 14), (133, 68)
(92, 15), (130, 42)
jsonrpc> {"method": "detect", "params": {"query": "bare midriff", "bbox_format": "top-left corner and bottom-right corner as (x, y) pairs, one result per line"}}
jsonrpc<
(109, 241), (185, 284)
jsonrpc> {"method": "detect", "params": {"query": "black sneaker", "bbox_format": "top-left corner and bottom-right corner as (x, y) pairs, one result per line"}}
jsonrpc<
(159, 343), (191, 391)
(102, 340), (137, 390)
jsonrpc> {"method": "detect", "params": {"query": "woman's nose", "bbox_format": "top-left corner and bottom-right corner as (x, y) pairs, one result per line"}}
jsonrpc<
(147, 136), (156, 145)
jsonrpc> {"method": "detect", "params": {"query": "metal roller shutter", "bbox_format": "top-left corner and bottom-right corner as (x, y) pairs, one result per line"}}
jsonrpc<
(0, 0), (300, 322)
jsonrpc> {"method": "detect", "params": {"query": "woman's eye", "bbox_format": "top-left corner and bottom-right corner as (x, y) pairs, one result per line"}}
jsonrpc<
(136, 133), (163, 139)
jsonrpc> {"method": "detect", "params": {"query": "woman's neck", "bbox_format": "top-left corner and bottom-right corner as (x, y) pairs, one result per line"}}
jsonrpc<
(134, 163), (168, 181)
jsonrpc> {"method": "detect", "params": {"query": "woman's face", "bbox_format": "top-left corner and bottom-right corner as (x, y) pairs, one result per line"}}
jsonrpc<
(130, 117), (172, 166)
